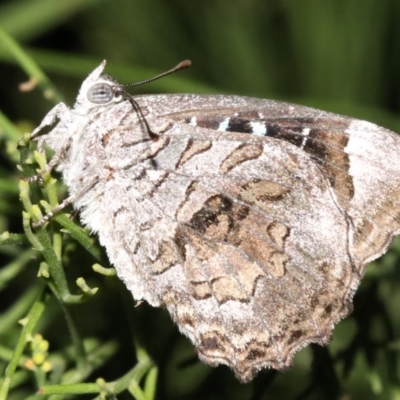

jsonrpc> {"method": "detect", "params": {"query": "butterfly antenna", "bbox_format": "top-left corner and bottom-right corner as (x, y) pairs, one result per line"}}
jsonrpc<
(120, 60), (191, 141)
(124, 60), (191, 87)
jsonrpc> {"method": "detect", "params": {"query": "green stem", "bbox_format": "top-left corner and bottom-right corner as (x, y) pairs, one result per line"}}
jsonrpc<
(0, 25), (63, 103)
(0, 110), (22, 142)
(39, 358), (154, 397)
(0, 294), (45, 400)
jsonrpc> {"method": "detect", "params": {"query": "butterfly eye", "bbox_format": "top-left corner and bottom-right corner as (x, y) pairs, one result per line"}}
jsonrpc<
(114, 91), (123, 102)
(87, 83), (114, 104)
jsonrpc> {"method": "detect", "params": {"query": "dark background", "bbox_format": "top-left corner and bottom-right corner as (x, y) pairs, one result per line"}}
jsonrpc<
(1, 0), (400, 399)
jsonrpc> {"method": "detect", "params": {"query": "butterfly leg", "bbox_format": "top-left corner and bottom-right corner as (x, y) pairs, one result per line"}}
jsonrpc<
(30, 102), (70, 139)
(27, 102), (73, 183)
(27, 137), (73, 184)
(32, 175), (100, 228)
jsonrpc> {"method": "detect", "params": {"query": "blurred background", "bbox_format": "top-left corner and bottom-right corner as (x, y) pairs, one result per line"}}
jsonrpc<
(1, 0), (400, 399)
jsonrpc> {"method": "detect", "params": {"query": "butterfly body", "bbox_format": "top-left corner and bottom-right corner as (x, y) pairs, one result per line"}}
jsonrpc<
(31, 61), (400, 382)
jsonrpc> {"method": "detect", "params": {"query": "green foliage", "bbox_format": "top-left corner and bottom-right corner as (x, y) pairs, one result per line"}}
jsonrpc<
(1, 1), (400, 398)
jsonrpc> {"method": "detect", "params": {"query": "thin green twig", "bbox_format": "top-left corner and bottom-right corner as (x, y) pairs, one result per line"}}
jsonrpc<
(0, 24), (63, 103)
(0, 294), (45, 400)
(0, 110), (22, 142)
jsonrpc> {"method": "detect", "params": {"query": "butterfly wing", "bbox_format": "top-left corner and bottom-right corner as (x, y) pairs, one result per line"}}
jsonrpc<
(93, 94), (400, 381)
(34, 81), (400, 382)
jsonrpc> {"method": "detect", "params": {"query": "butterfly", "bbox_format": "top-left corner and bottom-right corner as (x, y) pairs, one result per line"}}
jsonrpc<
(29, 60), (400, 382)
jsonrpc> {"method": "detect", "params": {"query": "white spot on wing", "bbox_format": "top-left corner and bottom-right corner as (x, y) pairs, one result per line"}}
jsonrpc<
(250, 121), (267, 136)
(217, 117), (230, 131)
(189, 116), (197, 126)
(301, 127), (311, 148)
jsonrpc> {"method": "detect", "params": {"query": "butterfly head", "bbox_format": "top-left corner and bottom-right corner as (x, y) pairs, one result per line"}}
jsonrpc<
(74, 60), (126, 112)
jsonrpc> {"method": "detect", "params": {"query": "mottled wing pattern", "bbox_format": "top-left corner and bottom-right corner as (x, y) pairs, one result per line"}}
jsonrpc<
(32, 63), (400, 382)
(91, 94), (400, 381)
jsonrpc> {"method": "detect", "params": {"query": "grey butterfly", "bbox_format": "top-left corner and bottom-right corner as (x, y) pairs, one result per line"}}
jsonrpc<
(29, 60), (400, 382)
